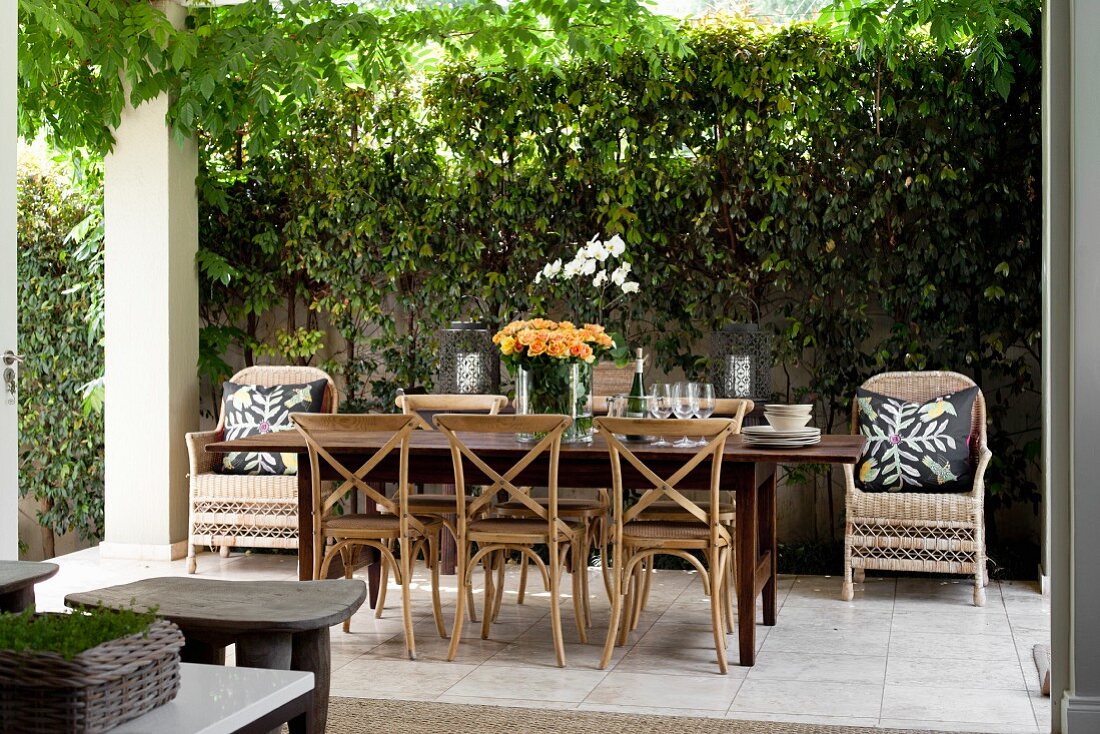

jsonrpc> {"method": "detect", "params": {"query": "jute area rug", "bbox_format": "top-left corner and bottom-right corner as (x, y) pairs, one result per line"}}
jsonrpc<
(327, 697), (978, 734)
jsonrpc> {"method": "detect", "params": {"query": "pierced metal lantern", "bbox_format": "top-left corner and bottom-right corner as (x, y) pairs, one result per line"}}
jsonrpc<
(434, 321), (499, 394)
(708, 323), (773, 402)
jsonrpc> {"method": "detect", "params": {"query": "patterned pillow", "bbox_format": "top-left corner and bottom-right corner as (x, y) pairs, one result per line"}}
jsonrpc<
(218, 379), (328, 475)
(854, 386), (978, 493)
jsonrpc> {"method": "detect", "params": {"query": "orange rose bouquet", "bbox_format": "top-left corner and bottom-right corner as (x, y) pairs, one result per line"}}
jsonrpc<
(493, 319), (615, 371)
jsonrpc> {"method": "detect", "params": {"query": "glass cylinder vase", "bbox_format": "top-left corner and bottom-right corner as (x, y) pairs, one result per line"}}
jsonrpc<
(513, 361), (593, 444)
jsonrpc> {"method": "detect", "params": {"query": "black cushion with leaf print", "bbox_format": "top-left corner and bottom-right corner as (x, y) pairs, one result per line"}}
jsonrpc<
(217, 379), (328, 476)
(854, 386), (978, 493)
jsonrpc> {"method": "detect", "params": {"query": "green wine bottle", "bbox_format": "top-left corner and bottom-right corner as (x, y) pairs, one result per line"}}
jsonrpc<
(626, 348), (647, 439)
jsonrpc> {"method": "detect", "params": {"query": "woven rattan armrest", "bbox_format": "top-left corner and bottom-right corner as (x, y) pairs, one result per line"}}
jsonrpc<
(186, 429), (223, 478)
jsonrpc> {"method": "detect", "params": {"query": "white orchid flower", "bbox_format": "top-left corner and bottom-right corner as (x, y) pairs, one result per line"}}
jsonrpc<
(580, 258), (598, 276)
(621, 281), (640, 294)
(611, 261), (632, 286)
(606, 234), (626, 257)
(562, 258), (582, 279)
(588, 240), (610, 262)
(592, 269), (608, 287)
(545, 259), (562, 279)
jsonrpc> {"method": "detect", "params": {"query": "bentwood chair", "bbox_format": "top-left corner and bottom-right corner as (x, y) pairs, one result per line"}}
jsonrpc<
(632, 398), (751, 629)
(434, 413), (585, 666)
(596, 416), (737, 674)
(291, 413), (446, 658)
(375, 393), (507, 621)
(842, 371), (991, 605)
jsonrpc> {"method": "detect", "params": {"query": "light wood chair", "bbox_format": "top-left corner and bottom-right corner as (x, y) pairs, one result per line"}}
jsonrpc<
(375, 394), (507, 621)
(596, 416), (737, 674)
(291, 413), (446, 659)
(842, 371), (991, 606)
(185, 365), (337, 574)
(633, 398), (752, 630)
(434, 413), (584, 666)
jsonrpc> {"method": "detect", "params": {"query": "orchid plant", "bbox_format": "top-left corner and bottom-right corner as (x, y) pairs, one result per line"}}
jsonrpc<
(535, 234), (640, 323)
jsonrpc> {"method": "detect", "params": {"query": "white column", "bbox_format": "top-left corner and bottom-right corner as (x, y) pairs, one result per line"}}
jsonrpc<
(1049, 0), (1100, 730)
(0, 0), (17, 559)
(100, 1), (198, 561)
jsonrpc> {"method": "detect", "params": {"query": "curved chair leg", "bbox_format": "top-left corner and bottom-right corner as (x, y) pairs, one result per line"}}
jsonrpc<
(600, 552), (624, 669)
(549, 544), (567, 668)
(481, 553), (496, 640)
(447, 542), (471, 662)
(428, 533), (447, 638)
(375, 543), (390, 619)
(709, 549), (728, 674)
(517, 555), (529, 605)
(398, 537), (417, 661)
(342, 545), (356, 633)
(491, 551), (506, 622)
(571, 542), (588, 643)
(630, 562), (647, 632)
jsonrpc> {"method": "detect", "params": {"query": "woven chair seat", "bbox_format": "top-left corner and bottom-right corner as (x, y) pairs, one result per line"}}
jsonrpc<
(325, 513), (440, 538)
(496, 498), (605, 518)
(191, 472), (298, 501)
(640, 500), (735, 522)
(622, 520), (719, 542)
(849, 489), (980, 524)
(468, 517), (577, 542)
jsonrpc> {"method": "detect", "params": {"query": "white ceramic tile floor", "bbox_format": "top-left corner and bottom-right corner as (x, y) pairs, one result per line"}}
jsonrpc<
(36, 547), (1051, 732)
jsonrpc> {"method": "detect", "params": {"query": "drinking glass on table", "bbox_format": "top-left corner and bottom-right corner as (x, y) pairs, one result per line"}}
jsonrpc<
(692, 383), (716, 446)
(671, 381), (698, 447)
(648, 384), (673, 446)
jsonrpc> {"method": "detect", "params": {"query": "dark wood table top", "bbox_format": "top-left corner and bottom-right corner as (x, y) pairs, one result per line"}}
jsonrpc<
(66, 578), (366, 633)
(0, 561), (58, 595)
(209, 430), (864, 465)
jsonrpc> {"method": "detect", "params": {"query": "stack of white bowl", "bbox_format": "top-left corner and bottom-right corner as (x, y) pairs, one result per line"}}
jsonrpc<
(763, 403), (814, 430)
(742, 404), (820, 447)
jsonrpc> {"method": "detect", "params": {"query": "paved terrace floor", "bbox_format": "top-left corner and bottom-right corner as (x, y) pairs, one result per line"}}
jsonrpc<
(37, 548), (1051, 733)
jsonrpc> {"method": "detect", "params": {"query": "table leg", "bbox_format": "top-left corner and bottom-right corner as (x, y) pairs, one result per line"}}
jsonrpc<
(298, 459), (313, 582)
(734, 463), (758, 666)
(759, 463), (778, 626)
(291, 628), (330, 734)
(0, 587), (34, 613)
(236, 632), (293, 669)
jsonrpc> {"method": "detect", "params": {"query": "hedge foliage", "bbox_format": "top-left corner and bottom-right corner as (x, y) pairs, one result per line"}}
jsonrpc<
(16, 158), (105, 551)
(198, 17), (1040, 512)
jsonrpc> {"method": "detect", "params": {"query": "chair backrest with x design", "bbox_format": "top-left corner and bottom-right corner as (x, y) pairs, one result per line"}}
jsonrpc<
(395, 394), (508, 431)
(291, 413), (423, 537)
(432, 414), (572, 539)
(595, 417), (736, 545)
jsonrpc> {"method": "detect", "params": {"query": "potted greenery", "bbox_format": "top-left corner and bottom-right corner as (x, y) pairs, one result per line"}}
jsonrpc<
(0, 606), (184, 733)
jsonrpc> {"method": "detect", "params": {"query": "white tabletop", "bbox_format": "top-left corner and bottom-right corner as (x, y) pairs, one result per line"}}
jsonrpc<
(114, 663), (314, 734)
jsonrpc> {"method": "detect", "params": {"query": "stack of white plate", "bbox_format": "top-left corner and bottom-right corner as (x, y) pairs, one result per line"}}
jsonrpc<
(743, 424), (821, 448)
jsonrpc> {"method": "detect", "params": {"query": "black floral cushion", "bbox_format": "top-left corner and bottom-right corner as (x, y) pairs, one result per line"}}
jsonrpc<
(218, 379), (328, 475)
(854, 386), (978, 493)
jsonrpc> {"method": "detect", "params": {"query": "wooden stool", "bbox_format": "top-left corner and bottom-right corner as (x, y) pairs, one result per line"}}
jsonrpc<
(66, 577), (365, 734)
(0, 561), (58, 612)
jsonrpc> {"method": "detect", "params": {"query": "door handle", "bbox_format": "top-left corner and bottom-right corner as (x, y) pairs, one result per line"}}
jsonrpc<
(2, 350), (24, 366)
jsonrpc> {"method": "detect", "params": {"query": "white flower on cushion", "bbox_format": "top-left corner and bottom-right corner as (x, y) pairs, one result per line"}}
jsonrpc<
(606, 234), (626, 257)
(592, 269), (608, 287)
(610, 261), (632, 286)
(621, 280), (640, 294)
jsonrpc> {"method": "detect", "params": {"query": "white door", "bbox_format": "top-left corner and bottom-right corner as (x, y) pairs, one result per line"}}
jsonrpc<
(1, 0), (19, 560)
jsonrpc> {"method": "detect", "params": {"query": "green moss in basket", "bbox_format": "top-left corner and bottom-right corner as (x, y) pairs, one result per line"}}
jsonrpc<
(0, 605), (158, 660)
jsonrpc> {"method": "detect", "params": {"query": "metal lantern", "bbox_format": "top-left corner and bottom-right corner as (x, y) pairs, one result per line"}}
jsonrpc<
(708, 323), (773, 402)
(434, 321), (499, 394)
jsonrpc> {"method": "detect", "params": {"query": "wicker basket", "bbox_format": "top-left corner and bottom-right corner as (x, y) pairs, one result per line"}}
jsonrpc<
(0, 618), (184, 733)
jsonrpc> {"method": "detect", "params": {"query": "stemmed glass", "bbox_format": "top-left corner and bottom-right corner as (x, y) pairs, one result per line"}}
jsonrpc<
(692, 383), (716, 446)
(648, 384), (673, 446)
(671, 382), (698, 447)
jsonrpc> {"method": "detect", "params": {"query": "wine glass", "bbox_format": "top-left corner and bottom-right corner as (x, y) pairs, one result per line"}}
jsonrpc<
(671, 381), (698, 447)
(692, 383), (716, 446)
(648, 384), (673, 446)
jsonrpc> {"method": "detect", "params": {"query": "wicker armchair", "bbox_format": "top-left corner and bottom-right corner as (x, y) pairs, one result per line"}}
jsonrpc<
(185, 366), (337, 574)
(841, 371), (992, 606)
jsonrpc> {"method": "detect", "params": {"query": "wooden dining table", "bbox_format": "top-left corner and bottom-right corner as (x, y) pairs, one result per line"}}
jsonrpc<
(208, 430), (863, 666)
